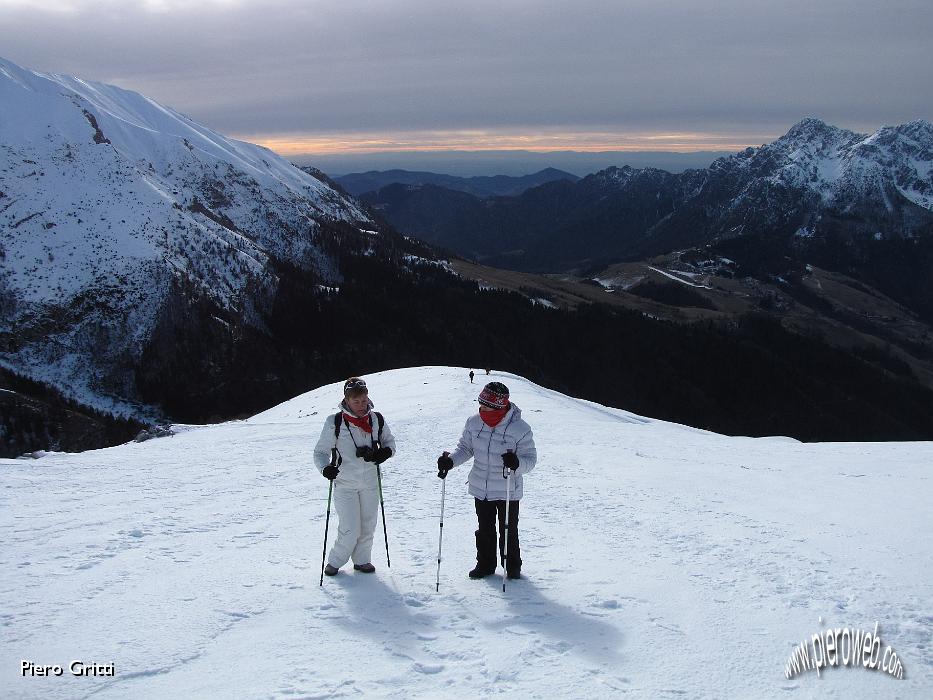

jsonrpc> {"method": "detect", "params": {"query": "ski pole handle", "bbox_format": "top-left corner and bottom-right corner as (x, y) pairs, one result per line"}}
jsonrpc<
(503, 449), (514, 479)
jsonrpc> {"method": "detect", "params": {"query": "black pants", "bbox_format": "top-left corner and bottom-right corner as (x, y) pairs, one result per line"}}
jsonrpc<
(474, 498), (521, 573)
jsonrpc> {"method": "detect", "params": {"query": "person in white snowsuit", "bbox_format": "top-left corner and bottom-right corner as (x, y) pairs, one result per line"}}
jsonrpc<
(437, 381), (537, 579)
(315, 377), (396, 576)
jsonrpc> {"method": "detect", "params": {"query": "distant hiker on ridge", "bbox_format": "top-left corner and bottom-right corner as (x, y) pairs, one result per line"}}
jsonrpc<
(469, 370), (475, 383)
(436, 382), (537, 580)
(315, 377), (396, 576)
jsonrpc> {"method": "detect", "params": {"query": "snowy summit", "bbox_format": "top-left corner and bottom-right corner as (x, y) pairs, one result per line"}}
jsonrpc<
(2, 367), (930, 698)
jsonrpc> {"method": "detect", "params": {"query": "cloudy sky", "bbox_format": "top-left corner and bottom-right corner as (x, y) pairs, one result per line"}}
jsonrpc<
(2, 0), (931, 159)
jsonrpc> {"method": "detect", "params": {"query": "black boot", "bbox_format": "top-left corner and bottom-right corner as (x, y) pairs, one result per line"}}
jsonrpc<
(470, 530), (497, 579)
(469, 565), (496, 579)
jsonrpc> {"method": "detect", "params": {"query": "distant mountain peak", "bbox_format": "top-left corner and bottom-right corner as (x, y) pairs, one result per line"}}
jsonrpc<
(889, 119), (933, 142)
(776, 118), (863, 149)
(785, 116), (837, 134)
(335, 167), (578, 198)
(595, 164), (638, 181)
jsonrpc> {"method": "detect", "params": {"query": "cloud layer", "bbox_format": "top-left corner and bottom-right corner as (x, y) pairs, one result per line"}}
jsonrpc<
(2, 0), (931, 151)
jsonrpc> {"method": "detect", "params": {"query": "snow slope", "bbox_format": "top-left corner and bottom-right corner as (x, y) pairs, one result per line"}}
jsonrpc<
(1, 367), (931, 698)
(0, 55), (370, 416)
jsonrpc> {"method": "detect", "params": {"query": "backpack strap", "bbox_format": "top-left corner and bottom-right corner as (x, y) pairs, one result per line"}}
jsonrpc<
(335, 411), (383, 447)
(329, 413), (344, 466)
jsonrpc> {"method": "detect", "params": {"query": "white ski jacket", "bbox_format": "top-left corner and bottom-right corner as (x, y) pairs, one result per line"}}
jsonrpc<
(313, 406), (397, 490)
(449, 403), (537, 501)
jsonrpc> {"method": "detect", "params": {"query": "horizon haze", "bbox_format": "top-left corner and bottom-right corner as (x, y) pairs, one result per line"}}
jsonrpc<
(299, 149), (734, 178)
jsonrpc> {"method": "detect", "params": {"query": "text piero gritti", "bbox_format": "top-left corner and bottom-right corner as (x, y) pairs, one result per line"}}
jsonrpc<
(21, 660), (115, 677)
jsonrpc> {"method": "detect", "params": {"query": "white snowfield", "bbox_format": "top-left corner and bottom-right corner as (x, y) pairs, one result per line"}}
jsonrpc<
(1, 367), (930, 699)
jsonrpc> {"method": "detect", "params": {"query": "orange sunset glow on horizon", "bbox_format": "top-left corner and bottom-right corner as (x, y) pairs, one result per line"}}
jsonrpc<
(237, 128), (770, 156)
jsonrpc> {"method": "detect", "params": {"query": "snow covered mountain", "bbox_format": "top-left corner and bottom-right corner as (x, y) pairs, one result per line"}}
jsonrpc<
(666, 117), (933, 246)
(3, 55), (932, 455)
(0, 56), (375, 418)
(741, 117), (933, 211)
(365, 118), (933, 272)
(586, 117), (933, 259)
(2, 366), (930, 698)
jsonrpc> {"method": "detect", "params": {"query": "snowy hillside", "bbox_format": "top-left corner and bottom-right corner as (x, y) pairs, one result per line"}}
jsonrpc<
(2, 367), (930, 698)
(0, 56), (371, 417)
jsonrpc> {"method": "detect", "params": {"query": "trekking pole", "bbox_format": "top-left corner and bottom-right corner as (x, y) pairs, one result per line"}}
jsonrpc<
(436, 476), (447, 592)
(319, 479), (334, 587)
(502, 455), (513, 593)
(377, 465), (391, 568)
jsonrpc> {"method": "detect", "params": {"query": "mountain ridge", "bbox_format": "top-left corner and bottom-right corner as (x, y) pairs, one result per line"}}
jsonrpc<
(301, 150), (732, 178)
(363, 117), (933, 316)
(334, 167), (580, 198)
(0, 55), (380, 418)
(4, 58), (933, 455)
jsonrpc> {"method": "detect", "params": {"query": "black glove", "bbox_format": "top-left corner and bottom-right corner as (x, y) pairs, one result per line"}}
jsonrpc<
(356, 445), (375, 462)
(322, 465), (339, 481)
(437, 454), (453, 479)
(372, 446), (392, 465)
(502, 451), (519, 471)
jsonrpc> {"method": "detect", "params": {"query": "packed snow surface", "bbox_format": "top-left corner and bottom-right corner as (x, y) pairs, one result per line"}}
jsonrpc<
(1, 367), (931, 698)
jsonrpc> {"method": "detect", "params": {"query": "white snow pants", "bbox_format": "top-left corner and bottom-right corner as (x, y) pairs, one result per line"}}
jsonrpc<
(328, 485), (380, 568)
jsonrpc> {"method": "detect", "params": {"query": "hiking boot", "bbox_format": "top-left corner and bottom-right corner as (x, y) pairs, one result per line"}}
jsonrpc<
(506, 569), (522, 580)
(468, 565), (495, 579)
(353, 563), (376, 573)
(323, 564), (339, 576)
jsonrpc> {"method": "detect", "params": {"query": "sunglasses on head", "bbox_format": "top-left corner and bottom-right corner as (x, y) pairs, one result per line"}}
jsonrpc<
(344, 379), (367, 393)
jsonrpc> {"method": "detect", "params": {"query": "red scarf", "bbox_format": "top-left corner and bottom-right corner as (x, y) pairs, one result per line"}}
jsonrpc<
(342, 411), (373, 433)
(480, 407), (509, 427)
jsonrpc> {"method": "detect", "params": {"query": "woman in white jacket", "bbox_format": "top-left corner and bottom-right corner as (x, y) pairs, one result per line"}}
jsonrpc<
(314, 377), (396, 576)
(437, 381), (537, 580)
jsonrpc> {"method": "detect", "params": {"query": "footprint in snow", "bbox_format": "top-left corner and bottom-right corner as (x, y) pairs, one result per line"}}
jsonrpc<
(412, 662), (444, 674)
